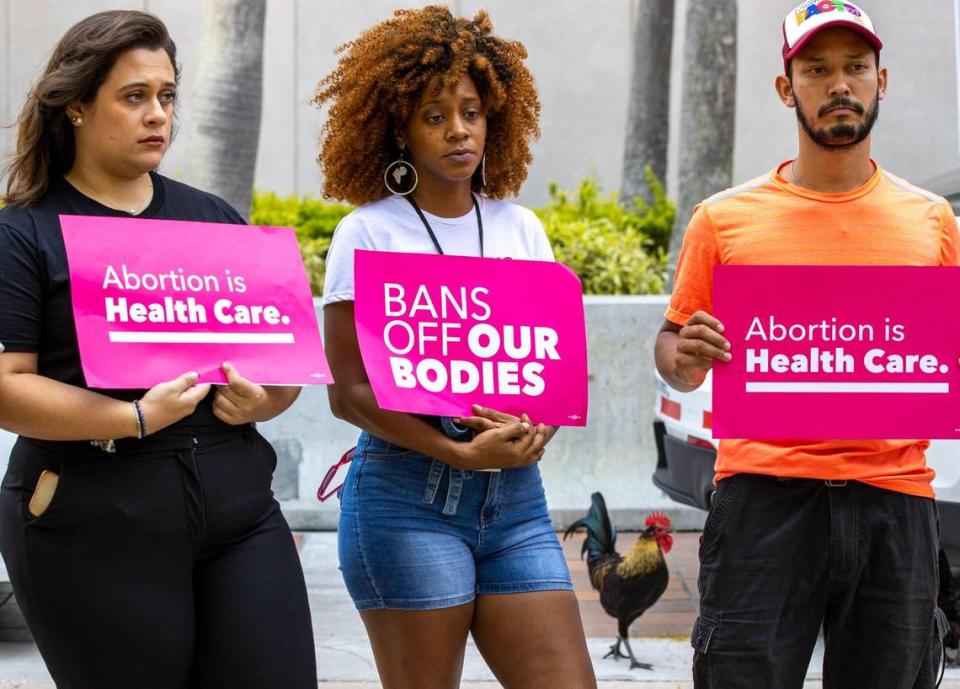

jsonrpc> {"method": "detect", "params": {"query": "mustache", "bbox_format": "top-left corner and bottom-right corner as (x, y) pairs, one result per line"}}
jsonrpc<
(818, 98), (865, 117)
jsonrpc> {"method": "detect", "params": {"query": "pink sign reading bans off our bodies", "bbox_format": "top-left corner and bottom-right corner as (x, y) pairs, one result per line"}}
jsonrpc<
(61, 215), (332, 388)
(712, 265), (960, 439)
(354, 250), (588, 426)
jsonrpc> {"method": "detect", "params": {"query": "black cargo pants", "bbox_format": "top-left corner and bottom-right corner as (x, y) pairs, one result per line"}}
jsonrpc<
(692, 473), (944, 689)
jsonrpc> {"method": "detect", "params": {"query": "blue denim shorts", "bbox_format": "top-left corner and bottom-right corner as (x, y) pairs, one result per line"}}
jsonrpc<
(338, 432), (573, 611)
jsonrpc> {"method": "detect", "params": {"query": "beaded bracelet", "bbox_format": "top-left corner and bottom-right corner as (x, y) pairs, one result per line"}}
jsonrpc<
(132, 399), (146, 439)
(131, 402), (141, 439)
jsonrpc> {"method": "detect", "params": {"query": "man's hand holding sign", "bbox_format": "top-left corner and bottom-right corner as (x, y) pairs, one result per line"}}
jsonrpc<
(656, 311), (732, 393)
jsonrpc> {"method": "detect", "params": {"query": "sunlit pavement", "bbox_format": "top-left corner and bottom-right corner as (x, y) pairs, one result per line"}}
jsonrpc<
(3, 532), (960, 687)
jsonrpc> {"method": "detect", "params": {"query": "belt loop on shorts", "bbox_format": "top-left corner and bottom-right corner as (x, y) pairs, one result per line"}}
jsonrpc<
(442, 469), (465, 516)
(422, 459), (446, 505)
(825, 480), (848, 488)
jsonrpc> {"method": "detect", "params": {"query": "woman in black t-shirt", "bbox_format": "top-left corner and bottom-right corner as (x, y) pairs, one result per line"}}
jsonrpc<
(0, 11), (315, 689)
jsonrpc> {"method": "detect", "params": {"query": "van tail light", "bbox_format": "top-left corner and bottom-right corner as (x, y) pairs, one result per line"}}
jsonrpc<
(660, 397), (681, 420)
(687, 435), (714, 450)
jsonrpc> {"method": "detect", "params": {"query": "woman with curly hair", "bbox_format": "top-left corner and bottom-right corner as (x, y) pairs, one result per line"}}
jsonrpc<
(316, 6), (596, 689)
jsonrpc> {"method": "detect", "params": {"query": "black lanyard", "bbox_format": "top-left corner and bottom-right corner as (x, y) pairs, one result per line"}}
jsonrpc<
(405, 194), (484, 258)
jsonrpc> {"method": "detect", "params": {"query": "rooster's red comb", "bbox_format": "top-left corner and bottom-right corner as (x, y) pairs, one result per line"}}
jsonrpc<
(645, 511), (672, 530)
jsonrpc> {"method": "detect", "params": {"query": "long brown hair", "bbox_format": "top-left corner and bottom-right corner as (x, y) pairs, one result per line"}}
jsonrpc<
(3, 10), (178, 207)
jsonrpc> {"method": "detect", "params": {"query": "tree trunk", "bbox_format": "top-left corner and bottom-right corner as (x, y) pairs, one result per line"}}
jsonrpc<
(671, 0), (737, 262)
(621, 0), (675, 207)
(183, 0), (266, 220)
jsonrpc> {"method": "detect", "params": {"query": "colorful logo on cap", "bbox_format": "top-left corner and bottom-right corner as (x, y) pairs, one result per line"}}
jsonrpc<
(794, 1), (865, 27)
(782, 0), (880, 66)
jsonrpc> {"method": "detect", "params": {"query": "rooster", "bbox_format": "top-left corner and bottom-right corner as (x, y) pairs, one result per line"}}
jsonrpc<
(563, 492), (673, 670)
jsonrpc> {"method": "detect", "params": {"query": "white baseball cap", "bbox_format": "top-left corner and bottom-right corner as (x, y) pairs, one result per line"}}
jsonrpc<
(782, 1), (882, 71)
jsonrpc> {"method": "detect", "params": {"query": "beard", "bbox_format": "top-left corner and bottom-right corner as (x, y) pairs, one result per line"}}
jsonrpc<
(795, 88), (880, 150)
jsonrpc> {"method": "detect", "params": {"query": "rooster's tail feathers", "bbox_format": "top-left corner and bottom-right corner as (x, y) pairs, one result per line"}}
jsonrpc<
(562, 492), (617, 560)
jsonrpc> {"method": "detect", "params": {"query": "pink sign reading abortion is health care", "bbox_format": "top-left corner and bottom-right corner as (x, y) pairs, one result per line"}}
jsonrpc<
(61, 215), (332, 388)
(712, 265), (960, 439)
(354, 250), (588, 426)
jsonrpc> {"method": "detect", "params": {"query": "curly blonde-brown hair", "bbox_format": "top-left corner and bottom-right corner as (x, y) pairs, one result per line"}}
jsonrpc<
(314, 6), (540, 205)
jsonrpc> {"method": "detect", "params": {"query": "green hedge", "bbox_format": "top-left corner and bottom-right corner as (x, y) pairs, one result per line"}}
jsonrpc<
(536, 172), (672, 295)
(251, 173), (672, 296)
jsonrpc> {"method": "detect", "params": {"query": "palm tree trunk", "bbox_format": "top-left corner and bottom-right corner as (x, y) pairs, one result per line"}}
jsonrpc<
(183, 0), (266, 220)
(671, 0), (737, 263)
(621, 0), (675, 207)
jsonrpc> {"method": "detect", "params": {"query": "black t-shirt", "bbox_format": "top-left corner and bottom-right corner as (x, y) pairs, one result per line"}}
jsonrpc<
(0, 172), (245, 429)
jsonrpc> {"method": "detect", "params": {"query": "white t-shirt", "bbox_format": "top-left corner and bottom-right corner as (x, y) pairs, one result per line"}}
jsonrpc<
(322, 194), (555, 305)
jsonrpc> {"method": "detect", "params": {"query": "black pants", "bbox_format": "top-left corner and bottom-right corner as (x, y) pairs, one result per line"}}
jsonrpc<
(692, 474), (943, 689)
(0, 425), (316, 689)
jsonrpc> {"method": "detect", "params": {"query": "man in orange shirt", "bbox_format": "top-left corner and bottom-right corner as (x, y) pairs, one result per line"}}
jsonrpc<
(655, 2), (959, 688)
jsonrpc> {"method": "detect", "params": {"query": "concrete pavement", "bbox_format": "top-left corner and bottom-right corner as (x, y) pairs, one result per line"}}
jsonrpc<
(2, 532), (960, 687)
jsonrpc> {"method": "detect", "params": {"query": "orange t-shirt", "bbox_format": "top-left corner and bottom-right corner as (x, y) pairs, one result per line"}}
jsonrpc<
(666, 161), (960, 498)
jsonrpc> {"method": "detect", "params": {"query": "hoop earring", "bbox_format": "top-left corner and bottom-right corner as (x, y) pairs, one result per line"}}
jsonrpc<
(384, 151), (418, 196)
(480, 153), (487, 188)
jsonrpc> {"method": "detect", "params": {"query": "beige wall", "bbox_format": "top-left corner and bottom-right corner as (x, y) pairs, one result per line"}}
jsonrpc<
(0, 0), (957, 210)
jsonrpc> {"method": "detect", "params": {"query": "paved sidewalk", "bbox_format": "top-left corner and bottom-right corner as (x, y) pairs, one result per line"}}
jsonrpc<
(3, 531), (960, 687)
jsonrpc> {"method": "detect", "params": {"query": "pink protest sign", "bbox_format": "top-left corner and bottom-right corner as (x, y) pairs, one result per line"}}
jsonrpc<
(712, 265), (960, 439)
(60, 215), (332, 388)
(354, 250), (588, 426)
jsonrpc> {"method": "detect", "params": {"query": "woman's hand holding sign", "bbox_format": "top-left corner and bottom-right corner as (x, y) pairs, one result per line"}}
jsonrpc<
(453, 417), (549, 470)
(212, 362), (266, 425)
(455, 405), (558, 460)
(136, 363), (301, 436)
(454, 405), (533, 432)
(0, 354), (209, 441)
(212, 362), (301, 425)
(139, 371), (212, 435)
(656, 310), (732, 393)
